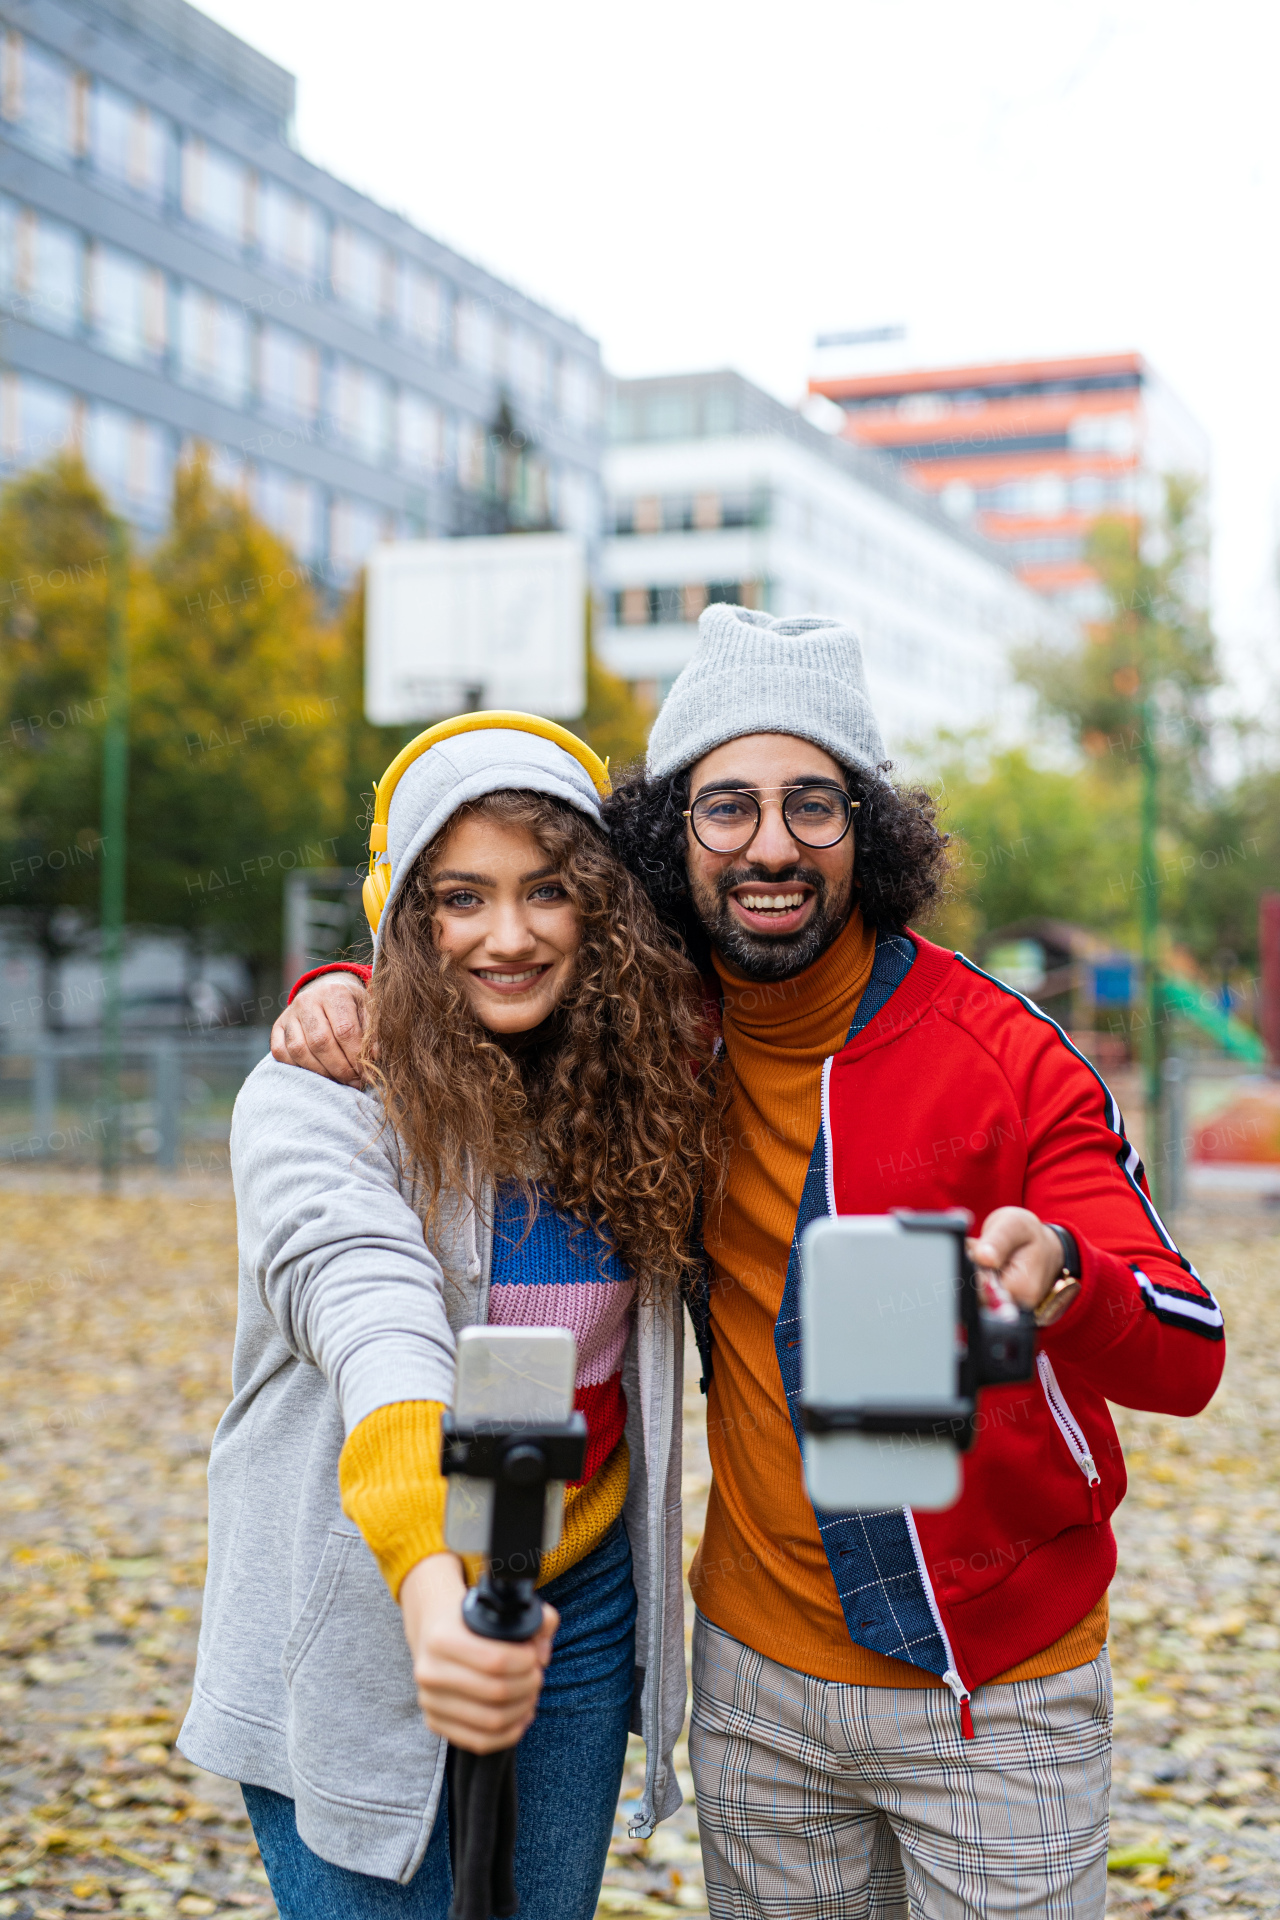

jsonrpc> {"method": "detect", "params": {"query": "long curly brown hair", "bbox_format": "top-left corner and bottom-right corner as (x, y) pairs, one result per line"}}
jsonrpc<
(362, 789), (720, 1302)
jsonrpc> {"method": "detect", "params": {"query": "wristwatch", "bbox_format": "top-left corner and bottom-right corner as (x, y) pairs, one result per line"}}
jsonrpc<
(1037, 1224), (1082, 1326)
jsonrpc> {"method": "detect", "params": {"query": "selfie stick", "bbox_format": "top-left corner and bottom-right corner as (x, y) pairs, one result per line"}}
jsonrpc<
(440, 1409), (587, 1920)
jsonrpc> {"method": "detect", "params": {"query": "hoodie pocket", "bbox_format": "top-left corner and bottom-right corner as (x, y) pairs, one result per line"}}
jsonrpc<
(1037, 1354), (1103, 1522)
(281, 1527), (434, 1805)
(282, 1528), (351, 1682)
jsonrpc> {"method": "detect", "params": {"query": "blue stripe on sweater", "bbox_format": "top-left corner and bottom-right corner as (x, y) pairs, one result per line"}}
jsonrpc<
(491, 1188), (628, 1288)
(772, 931), (950, 1677)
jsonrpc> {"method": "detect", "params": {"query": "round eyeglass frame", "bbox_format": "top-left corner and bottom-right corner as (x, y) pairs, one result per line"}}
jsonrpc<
(683, 785), (860, 855)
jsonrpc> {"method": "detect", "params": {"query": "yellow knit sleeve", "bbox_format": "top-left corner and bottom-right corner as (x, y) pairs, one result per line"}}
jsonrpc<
(339, 1400), (450, 1601)
(536, 1437), (630, 1587)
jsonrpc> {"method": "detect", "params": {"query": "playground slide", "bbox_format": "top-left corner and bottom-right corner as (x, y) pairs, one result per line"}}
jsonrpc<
(1160, 975), (1267, 1065)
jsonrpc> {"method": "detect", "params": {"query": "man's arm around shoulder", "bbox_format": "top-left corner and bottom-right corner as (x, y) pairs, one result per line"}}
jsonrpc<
(271, 964), (371, 1085)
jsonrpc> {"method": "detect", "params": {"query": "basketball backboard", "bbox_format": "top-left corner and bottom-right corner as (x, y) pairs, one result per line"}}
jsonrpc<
(364, 533), (586, 723)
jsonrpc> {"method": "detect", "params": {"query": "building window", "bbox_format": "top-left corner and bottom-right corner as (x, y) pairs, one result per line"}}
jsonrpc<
(177, 286), (250, 406)
(1008, 534), (1085, 566)
(259, 179), (324, 284)
(397, 390), (444, 476)
(612, 488), (766, 534)
(558, 356), (599, 429)
(0, 371), (79, 466)
(181, 137), (250, 247)
(330, 495), (390, 580)
(251, 465), (323, 562)
(509, 324), (550, 408)
(520, 455), (549, 527)
(1068, 412), (1136, 456)
(3, 203), (81, 336)
(2, 33), (74, 160)
(613, 582), (745, 627)
(329, 358), (391, 463)
(91, 81), (169, 204)
(258, 324), (320, 423)
(331, 225), (388, 322)
(455, 297), (496, 378)
(456, 417), (486, 491)
(86, 403), (172, 523)
(396, 261), (444, 350)
(186, 437), (246, 498)
(555, 467), (598, 537)
(87, 242), (166, 365)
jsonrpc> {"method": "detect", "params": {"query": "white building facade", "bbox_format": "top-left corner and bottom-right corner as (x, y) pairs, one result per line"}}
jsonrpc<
(599, 372), (1068, 758)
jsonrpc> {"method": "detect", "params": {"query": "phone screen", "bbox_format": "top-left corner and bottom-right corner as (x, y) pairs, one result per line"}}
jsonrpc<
(800, 1218), (963, 1513)
(445, 1327), (577, 1555)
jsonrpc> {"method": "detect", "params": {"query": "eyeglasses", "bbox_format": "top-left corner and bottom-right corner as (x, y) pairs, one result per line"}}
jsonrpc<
(684, 785), (859, 855)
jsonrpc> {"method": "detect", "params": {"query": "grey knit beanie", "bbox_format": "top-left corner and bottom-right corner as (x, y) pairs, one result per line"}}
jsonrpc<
(646, 605), (886, 780)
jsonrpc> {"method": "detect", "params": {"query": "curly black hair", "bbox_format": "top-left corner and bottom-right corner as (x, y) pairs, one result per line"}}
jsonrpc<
(602, 759), (949, 970)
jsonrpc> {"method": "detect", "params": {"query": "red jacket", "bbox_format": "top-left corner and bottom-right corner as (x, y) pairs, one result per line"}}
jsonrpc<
(822, 933), (1224, 1689)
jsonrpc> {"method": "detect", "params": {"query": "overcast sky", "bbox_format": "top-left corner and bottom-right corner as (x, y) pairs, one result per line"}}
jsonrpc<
(203, 0), (1279, 708)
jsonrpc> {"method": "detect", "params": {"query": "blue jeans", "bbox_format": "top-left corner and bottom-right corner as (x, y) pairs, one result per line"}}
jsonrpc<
(243, 1520), (637, 1920)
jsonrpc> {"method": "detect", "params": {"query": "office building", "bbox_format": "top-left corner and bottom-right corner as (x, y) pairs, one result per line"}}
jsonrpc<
(809, 352), (1208, 619)
(0, 0), (604, 578)
(599, 370), (1066, 756)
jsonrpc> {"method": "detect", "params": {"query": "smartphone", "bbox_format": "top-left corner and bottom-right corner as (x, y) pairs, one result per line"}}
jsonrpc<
(800, 1216), (964, 1513)
(443, 1326), (577, 1555)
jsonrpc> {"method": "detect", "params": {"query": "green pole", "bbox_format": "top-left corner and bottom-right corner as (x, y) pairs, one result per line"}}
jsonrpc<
(100, 520), (129, 1192)
(1138, 691), (1162, 1203)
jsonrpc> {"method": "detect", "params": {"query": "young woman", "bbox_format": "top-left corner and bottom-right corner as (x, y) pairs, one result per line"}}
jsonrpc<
(179, 715), (717, 1920)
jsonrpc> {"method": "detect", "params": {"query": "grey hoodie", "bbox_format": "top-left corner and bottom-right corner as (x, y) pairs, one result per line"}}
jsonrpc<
(178, 1057), (687, 1882)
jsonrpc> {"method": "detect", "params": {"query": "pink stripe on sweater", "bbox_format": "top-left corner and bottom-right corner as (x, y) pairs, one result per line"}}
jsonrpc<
(487, 1277), (634, 1388)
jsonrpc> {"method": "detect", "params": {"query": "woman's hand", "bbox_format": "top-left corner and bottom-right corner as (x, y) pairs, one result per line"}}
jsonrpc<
(966, 1206), (1068, 1314)
(399, 1554), (558, 1754)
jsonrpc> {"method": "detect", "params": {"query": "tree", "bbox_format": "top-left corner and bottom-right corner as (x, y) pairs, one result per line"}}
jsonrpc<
(126, 455), (349, 1001)
(921, 735), (1140, 948)
(1174, 767), (1279, 974)
(1015, 477), (1219, 810)
(0, 456), (122, 1020)
(1015, 480), (1221, 1128)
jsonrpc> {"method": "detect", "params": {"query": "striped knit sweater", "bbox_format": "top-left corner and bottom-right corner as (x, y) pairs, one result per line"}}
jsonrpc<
(340, 1188), (635, 1598)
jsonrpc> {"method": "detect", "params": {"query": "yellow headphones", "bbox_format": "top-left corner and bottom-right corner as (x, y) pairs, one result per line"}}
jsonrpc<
(362, 710), (612, 933)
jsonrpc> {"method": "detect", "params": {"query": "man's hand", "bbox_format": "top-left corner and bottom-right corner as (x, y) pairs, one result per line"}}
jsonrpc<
(399, 1554), (558, 1753)
(270, 972), (369, 1086)
(967, 1207), (1070, 1315)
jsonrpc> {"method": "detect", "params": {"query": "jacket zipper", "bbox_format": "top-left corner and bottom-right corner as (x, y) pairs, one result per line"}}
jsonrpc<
(820, 1065), (974, 1741)
(1036, 1354), (1103, 1522)
(903, 1509), (975, 1739)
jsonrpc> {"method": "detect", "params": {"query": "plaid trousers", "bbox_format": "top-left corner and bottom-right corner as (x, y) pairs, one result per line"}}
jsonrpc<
(689, 1612), (1112, 1920)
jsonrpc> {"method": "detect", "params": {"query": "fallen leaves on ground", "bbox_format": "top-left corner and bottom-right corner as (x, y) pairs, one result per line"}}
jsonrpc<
(0, 1175), (271, 1919)
(2, 1172), (1279, 1918)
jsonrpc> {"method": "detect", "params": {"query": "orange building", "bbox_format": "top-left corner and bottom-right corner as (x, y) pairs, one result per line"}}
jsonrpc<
(809, 352), (1208, 618)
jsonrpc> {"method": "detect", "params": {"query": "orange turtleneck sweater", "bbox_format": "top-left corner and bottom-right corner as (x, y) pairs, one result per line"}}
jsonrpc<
(689, 909), (1108, 1687)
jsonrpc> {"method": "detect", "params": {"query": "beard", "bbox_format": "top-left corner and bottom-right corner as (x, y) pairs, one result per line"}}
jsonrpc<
(688, 858), (855, 982)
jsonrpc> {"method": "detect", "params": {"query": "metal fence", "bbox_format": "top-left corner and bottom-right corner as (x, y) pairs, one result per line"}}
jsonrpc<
(0, 1030), (271, 1170)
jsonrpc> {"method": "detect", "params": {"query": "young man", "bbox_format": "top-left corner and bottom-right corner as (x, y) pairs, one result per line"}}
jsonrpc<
(276, 606), (1224, 1919)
